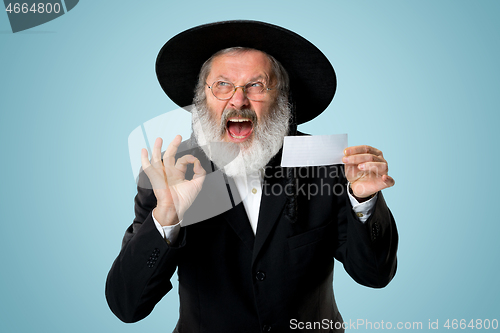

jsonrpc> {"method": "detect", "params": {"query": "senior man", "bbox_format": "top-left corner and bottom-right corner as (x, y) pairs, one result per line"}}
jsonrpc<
(106, 20), (398, 333)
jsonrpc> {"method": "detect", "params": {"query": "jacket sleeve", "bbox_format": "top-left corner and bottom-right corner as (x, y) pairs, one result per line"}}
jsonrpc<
(334, 189), (398, 288)
(105, 171), (186, 323)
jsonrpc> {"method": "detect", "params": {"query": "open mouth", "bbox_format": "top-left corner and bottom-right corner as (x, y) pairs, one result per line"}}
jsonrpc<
(226, 117), (253, 141)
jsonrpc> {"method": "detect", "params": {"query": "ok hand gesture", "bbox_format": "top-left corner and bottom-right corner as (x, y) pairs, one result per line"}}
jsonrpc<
(141, 135), (206, 226)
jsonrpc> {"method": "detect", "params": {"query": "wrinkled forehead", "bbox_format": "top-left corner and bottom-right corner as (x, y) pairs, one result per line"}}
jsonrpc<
(208, 49), (273, 83)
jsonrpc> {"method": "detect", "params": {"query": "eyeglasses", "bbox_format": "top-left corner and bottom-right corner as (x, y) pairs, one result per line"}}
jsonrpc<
(206, 81), (273, 101)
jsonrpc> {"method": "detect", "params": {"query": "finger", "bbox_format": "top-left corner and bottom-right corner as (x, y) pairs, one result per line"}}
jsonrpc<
(193, 158), (207, 180)
(152, 137), (163, 165)
(382, 174), (396, 187)
(141, 148), (167, 189)
(163, 135), (182, 168)
(343, 153), (386, 164)
(141, 148), (152, 170)
(358, 162), (388, 175)
(174, 154), (198, 174)
(344, 145), (383, 157)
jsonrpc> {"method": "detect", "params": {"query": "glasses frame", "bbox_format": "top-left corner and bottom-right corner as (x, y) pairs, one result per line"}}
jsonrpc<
(206, 80), (273, 101)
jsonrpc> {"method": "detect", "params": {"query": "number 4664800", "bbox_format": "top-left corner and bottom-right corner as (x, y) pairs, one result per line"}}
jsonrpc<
(444, 319), (498, 330)
(5, 3), (61, 14)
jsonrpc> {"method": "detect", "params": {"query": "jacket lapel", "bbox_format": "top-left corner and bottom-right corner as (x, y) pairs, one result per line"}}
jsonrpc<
(252, 161), (288, 263)
(222, 175), (255, 253)
(222, 202), (255, 252)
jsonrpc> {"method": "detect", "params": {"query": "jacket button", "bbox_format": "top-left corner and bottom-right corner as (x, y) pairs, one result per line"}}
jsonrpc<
(256, 271), (266, 281)
(372, 222), (380, 240)
(262, 324), (271, 331)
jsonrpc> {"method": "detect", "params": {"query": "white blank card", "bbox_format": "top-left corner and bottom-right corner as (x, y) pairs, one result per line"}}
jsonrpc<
(280, 134), (348, 167)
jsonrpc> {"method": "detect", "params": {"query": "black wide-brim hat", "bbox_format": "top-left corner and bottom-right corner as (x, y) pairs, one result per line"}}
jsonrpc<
(156, 20), (336, 124)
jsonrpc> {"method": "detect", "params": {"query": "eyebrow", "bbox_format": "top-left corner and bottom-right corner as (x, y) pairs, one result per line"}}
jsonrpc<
(212, 74), (270, 84)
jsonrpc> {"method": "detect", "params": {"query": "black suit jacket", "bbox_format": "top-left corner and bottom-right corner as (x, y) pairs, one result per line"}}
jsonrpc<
(106, 141), (398, 332)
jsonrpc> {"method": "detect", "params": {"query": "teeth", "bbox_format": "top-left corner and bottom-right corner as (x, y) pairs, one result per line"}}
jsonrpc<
(229, 133), (246, 139)
(228, 118), (251, 123)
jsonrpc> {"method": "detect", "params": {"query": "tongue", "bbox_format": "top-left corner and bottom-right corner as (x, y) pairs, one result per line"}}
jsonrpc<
(228, 121), (252, 137)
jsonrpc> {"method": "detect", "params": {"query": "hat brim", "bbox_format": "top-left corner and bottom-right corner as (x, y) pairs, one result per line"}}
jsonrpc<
(156, 20), (336, 124)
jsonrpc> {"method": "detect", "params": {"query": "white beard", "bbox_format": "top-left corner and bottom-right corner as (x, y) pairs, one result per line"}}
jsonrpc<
(191, 96), (291, 178)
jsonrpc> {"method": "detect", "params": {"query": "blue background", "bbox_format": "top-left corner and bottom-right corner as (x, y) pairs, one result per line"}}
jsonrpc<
(1, 1), (499, 332)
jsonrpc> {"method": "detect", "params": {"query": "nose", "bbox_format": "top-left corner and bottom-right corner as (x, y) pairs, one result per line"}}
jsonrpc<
(228, 86), (250, 109)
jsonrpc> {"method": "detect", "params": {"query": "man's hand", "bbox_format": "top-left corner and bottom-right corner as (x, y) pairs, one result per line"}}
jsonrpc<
(343, 145), (395, 200)
(141, 135), (206, 226)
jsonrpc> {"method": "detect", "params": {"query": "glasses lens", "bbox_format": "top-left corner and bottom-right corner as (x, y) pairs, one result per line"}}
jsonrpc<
(213, 81), (234, 99)
(245, 82), (266, 101)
